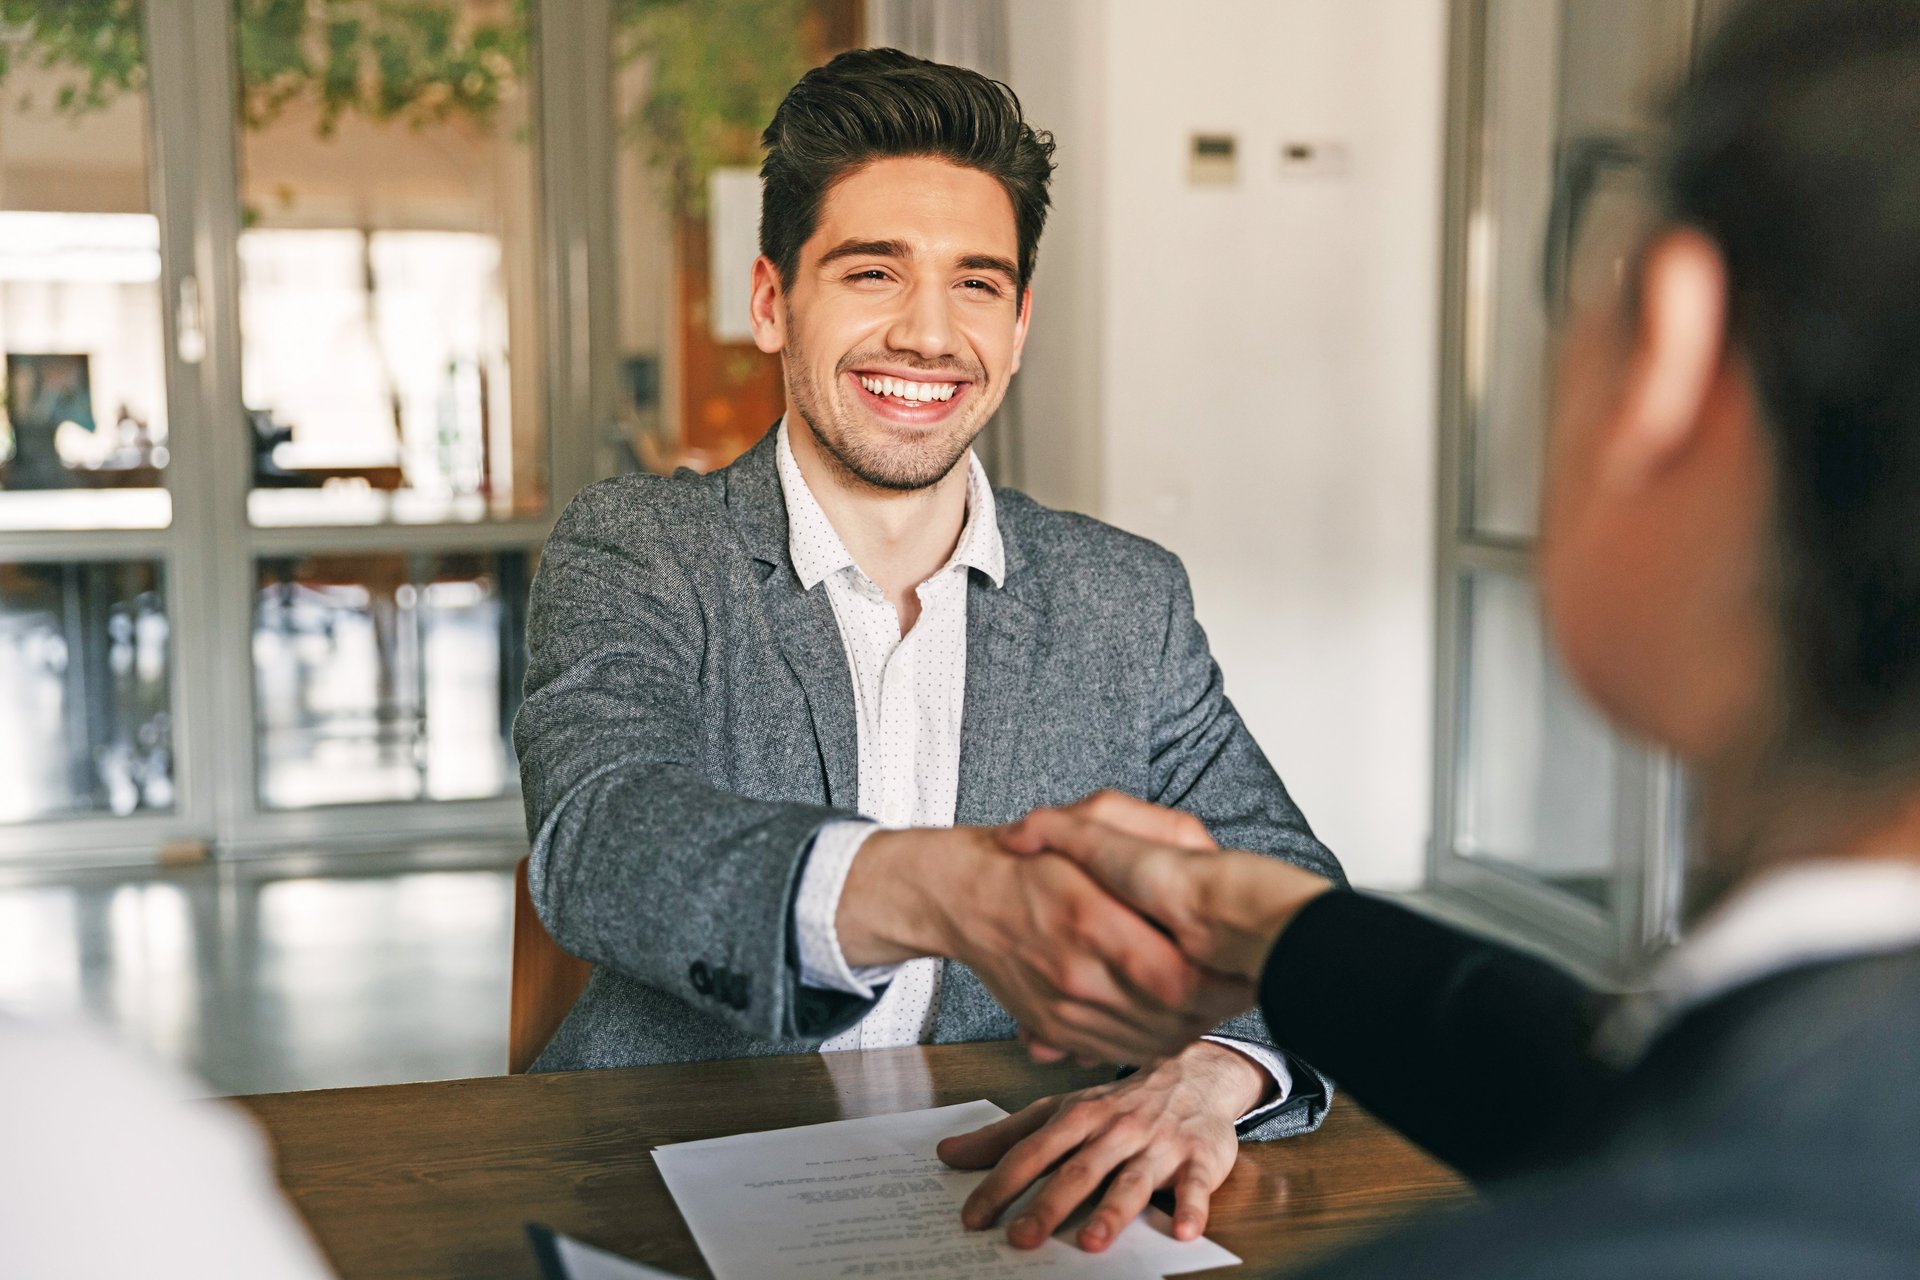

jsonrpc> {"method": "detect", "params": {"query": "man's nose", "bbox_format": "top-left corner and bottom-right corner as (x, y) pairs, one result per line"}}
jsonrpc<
(885, 278), (960, 359)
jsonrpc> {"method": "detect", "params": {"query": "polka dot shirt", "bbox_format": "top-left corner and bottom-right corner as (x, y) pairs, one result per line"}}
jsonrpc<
(779, 420), (1003, 1051)
(777, 424), (1295, 1118)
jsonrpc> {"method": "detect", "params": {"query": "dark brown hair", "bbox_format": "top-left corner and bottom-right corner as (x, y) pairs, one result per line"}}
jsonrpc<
(1663, 0), (1920, 774)
(759, 47), (1056, 302)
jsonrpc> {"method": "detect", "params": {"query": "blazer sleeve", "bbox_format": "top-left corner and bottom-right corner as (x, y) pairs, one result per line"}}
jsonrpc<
(1258, 891), (1619, 1182)
(513, 482), (875, 1044)
(1146, 552), (1349, 1138)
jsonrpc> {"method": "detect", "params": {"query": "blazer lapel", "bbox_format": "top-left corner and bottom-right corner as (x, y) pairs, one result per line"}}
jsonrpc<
(758, 570), (860, 810)
(723, 427), (860, 810)
(942, 532), (1041, 1045)
(954, 532), (1042, 828)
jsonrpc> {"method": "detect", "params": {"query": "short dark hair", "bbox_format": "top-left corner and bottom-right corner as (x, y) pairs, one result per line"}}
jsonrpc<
(759, 47), (1056, 301)
(1659, 0), (1920, 775)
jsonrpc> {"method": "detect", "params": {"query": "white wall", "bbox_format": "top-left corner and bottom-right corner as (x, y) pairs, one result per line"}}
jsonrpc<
(1009, 0), (1446, 888)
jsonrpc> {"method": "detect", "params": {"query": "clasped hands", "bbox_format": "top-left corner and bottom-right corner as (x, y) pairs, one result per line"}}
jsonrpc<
(835, 791), (1333, 1252)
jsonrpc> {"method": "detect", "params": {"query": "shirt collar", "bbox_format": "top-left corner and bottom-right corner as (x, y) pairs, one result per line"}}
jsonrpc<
(774, 417), (1004, 591)
(1598, 857), (1920, 1063)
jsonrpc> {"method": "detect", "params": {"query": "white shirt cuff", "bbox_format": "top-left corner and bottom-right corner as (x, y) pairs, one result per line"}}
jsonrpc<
(1201, 1035), (1294, 1125)
(794, 821), (906, 998)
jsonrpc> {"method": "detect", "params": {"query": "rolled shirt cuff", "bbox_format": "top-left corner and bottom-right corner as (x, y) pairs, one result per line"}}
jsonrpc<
(793, 820), (906, 998)
(1201, 1035), (1295, 1125)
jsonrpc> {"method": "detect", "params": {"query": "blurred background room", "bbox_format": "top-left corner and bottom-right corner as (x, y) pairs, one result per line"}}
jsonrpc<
(0, 0), (1733, 1096)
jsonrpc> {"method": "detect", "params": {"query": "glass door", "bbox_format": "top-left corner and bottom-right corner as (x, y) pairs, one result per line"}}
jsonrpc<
(1430, 0), (1708, 976)
(0, 0), (867, 868)
(212, 0), (546, 852)
(0, 1), (201, 861)
(0, 0), (583, 866)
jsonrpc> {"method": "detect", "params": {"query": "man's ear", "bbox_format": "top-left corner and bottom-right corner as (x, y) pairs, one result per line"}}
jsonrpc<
(1008, 287), (1034, 376)
(749, 256), (787, 355)
(1605, 229), (1729, 488)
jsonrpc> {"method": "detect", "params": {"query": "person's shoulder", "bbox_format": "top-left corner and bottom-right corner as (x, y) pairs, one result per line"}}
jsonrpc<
(1311, 1138), (1918, 1280)
(548, 465), (772, 594)
(555, 466), (732, 542)
(994, 486), (1185, 588)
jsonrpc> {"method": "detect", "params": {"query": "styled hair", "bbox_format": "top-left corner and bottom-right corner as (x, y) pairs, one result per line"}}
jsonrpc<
(759, 47), (1056, 301)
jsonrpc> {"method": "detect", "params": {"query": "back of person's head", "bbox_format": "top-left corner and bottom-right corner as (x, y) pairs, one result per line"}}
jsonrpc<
(1662, 0), (1920, 777)
(758, 47), (1056, 299)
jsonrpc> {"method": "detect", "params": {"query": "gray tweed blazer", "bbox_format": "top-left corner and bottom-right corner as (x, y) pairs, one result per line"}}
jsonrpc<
(514, 428), (1346, 1139)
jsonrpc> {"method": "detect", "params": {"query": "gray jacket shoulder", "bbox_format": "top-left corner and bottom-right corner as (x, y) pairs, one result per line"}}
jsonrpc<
(991, 487), (1192, 622)
(554, 467), (737, 554)
(993, 487), (1179, 569)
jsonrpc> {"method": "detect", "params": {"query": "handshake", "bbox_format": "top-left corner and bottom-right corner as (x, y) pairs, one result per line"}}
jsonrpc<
(837, 790), (1336, 1068)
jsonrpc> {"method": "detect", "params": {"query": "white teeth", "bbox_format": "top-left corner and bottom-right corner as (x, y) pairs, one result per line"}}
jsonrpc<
(859, 375), (957, 403)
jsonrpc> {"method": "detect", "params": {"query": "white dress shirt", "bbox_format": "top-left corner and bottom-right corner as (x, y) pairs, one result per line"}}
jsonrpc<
(1601, 857), (1920, 1062)
(775, 422), (1292, 1115)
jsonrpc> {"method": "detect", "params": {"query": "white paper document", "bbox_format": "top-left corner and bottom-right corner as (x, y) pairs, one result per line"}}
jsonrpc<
(652, 1100), (1241, 1279)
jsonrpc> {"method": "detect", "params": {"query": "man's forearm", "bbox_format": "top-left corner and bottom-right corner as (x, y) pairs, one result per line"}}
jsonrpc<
(833, 826), (988, 967)
(526, 763), (856, 1039)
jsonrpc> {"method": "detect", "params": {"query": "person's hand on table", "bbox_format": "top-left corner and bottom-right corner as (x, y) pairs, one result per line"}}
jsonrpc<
(1001, 791), (1337, 982)
(936, 1038), (1269, 1250)
(837, 826), (1256, 1065)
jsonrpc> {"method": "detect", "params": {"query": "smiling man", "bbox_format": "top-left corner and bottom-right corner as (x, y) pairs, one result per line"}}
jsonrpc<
(513, 48), (1344, 1242)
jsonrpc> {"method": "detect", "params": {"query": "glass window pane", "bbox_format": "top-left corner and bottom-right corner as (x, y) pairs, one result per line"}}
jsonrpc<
(0, 7), (171, 530)
(234, 1), (543, 526)
(1468, 0), (1692, 541)
(1467, 0), (1560, 542)
(1456, 570), (1616, 909)
(253, 549), (530, 809)
(0, 560), (174, 823)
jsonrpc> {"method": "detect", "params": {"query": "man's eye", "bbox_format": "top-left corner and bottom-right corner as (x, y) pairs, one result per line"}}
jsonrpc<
(961, 279), (1003, 295)
(849, 269), (890, 283)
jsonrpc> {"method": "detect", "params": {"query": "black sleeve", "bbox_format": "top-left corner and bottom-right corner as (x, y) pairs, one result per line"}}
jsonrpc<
(1258, 891), (1619, 1182)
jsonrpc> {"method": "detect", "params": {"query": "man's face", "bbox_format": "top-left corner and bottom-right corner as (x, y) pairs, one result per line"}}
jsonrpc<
(751, 155), (1031, 490)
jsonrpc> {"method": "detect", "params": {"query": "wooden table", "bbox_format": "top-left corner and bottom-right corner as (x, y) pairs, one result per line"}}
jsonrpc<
(239, 1042), (1468, 1279)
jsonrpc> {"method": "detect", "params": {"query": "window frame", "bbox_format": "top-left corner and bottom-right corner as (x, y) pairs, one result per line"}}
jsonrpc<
(0, 0), (622, 867)
(1427, 0), (1704, 978)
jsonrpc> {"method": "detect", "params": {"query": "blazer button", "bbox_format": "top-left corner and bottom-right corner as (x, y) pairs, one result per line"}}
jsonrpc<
(689, 960), (714, 996)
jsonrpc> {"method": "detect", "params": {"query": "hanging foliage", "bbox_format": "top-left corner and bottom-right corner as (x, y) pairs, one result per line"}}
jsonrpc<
(0, 0), (824, 210)
(0, 0), (148, 114)
(0, 1), (531, 134)
(614, 0), (812, 216)
(235, 0), (529, 135)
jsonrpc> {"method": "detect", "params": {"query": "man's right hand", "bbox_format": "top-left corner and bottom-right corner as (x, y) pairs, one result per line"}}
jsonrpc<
(1000, 793), (1336, 982)
(835, 826), (1255, 1065)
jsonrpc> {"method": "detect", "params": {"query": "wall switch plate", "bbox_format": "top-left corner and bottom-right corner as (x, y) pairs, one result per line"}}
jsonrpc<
(1279, 139), (1351, 178)
(1188, 133), (1238, 185)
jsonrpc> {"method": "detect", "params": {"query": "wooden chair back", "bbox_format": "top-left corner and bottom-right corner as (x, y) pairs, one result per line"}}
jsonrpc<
(509, 856), (593, 1073)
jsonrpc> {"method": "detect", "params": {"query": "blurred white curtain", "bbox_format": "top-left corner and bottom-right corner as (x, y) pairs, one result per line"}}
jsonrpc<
(864, 0), (1025, 488)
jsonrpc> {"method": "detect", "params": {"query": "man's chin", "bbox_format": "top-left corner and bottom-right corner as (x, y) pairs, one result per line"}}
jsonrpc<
(823, 417), (977, 492)
(839, 447), (970, 492)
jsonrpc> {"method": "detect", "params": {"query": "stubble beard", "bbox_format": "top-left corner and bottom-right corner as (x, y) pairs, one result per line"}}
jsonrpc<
(782, 323), (991, 493)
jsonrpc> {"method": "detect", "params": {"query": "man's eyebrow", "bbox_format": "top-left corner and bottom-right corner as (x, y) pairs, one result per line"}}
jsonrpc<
(958, 254), (1019, 281)
(814, 240), (1020, 283)
(816, 238), (910, 268)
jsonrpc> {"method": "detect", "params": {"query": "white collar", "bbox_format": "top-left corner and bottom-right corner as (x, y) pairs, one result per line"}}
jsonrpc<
(773, 417), (1004, 592)
(1601, 858), (1920, 1061)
